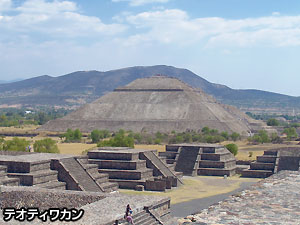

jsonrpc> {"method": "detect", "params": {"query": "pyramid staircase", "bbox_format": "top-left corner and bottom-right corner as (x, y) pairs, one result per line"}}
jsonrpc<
(159, 144), (237, 177)
(241, 150), (278, 178)
(140, 151), (183, 187)
(6, 160), (66, 190)
(0, 165), (19, 186)
(76, 156), (118, 192)
(88, 149), (176, 191)
(175, 146), (202, 176)
(52, 157), (118, 192)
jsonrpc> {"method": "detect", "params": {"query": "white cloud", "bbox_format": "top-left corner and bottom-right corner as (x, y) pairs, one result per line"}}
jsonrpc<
(124, 9), (300, 47)
(0, 0), (11, 11)
(0, 0), (126, 37)
(112, 0), (169, 7)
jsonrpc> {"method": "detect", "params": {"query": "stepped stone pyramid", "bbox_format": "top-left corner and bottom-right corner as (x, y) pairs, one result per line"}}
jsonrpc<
(0, 151), (118, 192)
(40, 75), (259, 134)
(87, 147), (183, 191)
(159, 143), (237, 177)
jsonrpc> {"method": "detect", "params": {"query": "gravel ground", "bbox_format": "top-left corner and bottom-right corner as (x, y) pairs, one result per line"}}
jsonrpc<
(181, 171), (300, 224)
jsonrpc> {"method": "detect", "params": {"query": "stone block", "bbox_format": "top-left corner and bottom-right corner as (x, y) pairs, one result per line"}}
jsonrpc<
(135, 185), (144, 191)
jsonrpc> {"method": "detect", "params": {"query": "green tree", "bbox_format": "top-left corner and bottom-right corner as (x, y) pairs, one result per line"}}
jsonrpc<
(175, 135), (184, 143)
(63, 128), (82, 143)
(35, 112), (49, 125)
(133, 133), (142, 143)
(91, 129), (101, 143)
(267, 118), (279, 126)
(97, 131), (134, 148)
(202, 126), (210, 134)
(0, 136), (5, 150)
(3, 137), (30, 152)
(258, 130), (270, 143)
(221, 131), (229, 140)
(270, 133), (282, 143)
(154, 138), (161, 144)
(33, 138), (59, 153)
(282, 127), (298, 140)
(225, 143), (238, 156)
(230, 132), (240, 141)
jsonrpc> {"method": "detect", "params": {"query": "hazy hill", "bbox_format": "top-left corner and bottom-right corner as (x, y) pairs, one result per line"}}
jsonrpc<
(0, 65), (299, 113)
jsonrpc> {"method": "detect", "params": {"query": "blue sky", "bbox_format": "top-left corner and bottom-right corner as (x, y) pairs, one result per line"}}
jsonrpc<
(1, 0), (300, 96)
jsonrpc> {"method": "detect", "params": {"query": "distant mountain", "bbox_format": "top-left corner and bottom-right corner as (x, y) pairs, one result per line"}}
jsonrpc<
(0, 65), (299, 113)
(0, 78), (23, 84)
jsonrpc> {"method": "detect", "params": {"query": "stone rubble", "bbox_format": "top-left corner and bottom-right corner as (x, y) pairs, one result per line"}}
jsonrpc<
(182, 171), (300, 225)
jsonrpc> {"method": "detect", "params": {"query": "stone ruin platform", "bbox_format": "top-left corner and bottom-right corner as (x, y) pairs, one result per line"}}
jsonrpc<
(183, 170), (300, 224)
(0, 186), (171, 225)
(87, 147), (183, 192)
(159, 143), (237, 177)
(241, 147), (300, 178)
(0, 151), (118, 193)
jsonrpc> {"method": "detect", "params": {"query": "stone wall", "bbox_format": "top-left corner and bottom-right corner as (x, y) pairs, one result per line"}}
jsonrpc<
(0, 186), (105, 211)
(277, 156), (300, 171)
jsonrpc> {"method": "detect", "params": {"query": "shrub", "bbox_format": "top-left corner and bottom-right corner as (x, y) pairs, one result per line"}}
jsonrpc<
(133, 133), (142, 143)
(271, 133), (282, 143)
(201, 126), (210, 134)
(154, 138), (161, 144)
(3, 137), (30, 152)
(230, 132), (241, 141)
(33, 138), (59, 153)
(221, 131), (229, 140)
(91, 129), (101, 143)
(225, 143), (238, 156)
(258, 130), (270, 143)
(97, 131), (134, 148)
(282, 127), (298, 140)
(63, 128), (82, 143)
(267, 118), (279, 126)
(0, 136), (4, 150)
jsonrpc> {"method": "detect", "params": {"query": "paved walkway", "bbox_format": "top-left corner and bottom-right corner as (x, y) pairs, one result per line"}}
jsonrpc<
(183, 171), (300, 224)
(171, 182), (256, 217)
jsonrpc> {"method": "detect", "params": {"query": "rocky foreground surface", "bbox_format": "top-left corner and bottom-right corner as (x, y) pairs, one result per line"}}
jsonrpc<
(180, 170), (300, 225)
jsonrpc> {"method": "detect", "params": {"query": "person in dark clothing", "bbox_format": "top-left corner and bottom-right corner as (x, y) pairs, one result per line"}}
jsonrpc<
(124, 204), (134, 224)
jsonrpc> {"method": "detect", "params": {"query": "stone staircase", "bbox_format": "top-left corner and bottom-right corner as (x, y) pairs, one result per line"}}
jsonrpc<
(241, 150), (278, 178)
(88, 149), (171, 191)
(76, 156), (118, 192)
(175, 146), (201, 176)
(140, 151), (183, 187)
(7, 160), (66, 189)
(161, 144), (237, 177)
(0, 165), (19, 186)
(57, 157), (108, 192)
(118, 209), (162, 225)
(198, 146), (236, 176)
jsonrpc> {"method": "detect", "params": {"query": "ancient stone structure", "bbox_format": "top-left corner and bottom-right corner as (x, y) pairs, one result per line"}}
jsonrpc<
(0, 151), (117, 192)
(241, 147), (300, 178)
(159, 143), (237, 177)
(87, 147), (183, 192)
(40, 76), (262, 134)
(0, 186), (171, 225)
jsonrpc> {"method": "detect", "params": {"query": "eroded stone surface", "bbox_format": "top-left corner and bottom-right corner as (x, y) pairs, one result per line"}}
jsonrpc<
(183, 171), (300, 224)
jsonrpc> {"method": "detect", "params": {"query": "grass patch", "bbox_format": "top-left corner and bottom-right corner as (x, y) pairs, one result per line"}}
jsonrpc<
(120, 176), (258, 205)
